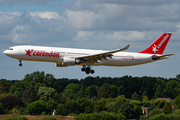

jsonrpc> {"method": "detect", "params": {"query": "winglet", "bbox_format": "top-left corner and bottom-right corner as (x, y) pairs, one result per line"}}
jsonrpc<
(122, 44), (130, 51)
(139, 33), (172, 55)
(110, 44), (130, 54)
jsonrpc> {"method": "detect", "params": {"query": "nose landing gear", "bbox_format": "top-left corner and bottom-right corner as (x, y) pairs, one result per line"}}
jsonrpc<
(19, 60), (22, 66)
(81, 66), (95, 74)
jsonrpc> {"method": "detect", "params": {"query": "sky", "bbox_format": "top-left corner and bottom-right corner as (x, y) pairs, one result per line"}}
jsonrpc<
(0, 0), (180, 80)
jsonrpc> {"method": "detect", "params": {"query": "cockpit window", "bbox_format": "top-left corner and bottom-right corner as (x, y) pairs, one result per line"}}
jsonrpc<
(9, 48), (13, 50)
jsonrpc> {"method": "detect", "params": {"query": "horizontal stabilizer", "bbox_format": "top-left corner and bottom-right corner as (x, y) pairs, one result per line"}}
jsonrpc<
(152, 54), (174, 60)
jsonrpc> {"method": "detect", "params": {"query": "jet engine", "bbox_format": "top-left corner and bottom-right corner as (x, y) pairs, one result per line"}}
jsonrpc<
(62, 57), (76, 65)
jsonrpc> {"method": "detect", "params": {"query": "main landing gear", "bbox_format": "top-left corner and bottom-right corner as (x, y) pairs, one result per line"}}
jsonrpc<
(19, 60), (22, 66)
(81, 66), (95, 74)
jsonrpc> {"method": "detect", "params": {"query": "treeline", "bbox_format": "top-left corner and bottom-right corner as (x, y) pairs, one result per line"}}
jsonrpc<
(0, 71), (180, 119)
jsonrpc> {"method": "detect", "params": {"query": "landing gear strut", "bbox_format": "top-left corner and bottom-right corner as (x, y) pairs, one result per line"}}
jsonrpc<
(81, 66), (95, 74)
(19, 60), (22, 66)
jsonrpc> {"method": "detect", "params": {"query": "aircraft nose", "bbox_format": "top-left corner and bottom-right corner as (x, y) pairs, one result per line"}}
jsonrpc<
(3, 50), (8, 55)
(3, 50), (11, 56)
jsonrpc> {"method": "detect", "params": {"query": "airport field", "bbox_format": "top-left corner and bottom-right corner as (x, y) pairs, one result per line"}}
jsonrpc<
(0, 115), (74, 120)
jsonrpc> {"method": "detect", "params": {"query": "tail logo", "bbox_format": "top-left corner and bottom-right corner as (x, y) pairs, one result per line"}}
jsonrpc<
(152, 34), (169, 53)
(152, 44), (158, 53)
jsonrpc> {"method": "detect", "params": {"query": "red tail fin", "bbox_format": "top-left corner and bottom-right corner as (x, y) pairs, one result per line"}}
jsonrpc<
(139, 33), (172, 55)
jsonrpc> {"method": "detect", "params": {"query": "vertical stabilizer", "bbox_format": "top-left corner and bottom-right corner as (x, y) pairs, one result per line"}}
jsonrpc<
(139, 33), (172, 55)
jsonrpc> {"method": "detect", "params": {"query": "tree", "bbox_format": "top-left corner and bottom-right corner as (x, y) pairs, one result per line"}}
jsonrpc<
(76, 98), (94, 114)
(37, 86), (58, 101)
(61, 83), (80, 100)
(175, 94), (180, 109)
(89, 86), (97, 98)
(143, 95), (149, 101)
(176, 74), (180, 80)
(117, 102), (136, 119)
(0, 103), (4, 114)
(0, 96), (25, 110)
(112, 96), (137, 119)
(22, 86), (37, 103)
(98, 83), (116, 99)
(154, 85), (164, 98)
(131, 92), (140, 100)
(0, 79), (8, 94)
(163, 102), (172, 114)
(164, 80), (180, 99)
(155, 100), (166, 109)
(94, 98), (108, 113)
(148, 102), (156, 112)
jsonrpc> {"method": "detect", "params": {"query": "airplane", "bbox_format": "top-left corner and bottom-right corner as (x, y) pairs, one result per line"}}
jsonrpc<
(3, 33), (174, 74)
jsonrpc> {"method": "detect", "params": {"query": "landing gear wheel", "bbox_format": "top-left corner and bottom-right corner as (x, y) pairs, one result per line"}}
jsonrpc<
(81, 66), (95, 74)
(90, 70), (95, 74)
(81, 67), (86, 72)
(85, 70), (90, 74)
(86, 67), (90, 71)
(19, 63), (22, 66)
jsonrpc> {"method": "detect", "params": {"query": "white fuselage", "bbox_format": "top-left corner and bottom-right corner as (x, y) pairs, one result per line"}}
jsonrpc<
(3, 45), (161, 67)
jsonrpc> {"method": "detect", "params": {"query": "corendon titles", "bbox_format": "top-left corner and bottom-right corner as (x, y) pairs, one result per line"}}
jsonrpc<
(26, 49), (59, 57)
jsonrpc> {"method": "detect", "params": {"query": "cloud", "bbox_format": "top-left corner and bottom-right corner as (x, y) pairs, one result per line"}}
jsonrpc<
(0, 0), (180, 80)
(0, 11), (66, 45)
(0, 0), (60, 5)
(0, 0), (180, 49)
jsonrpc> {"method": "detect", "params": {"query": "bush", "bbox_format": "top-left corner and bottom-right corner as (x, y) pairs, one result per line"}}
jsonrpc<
(46, 100), (57, 115)
(0, 103), (4, 114)
(56, 100), (79, 116)
(172, 109), (180, 115)
(140, 115), (148, 119)
(67, 113), (77, 116)
(149, 113), (166, 120)
(150, 113), (180, 120)
(93, 98), (108, 113)
(27, 100), (46, 115)
(39, 117), (58, 120)
(41, 111), (46, 115)
(148, 102), (156, 112)
(14, 105), (27, 115)
(148, 108), (164, 118)
(74, 111), (125, 120)
(56, 104), (68, 116)
(4, 117), (28, 120)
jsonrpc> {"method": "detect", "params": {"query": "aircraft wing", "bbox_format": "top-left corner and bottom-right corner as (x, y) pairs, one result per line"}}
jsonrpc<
(78, 44), (130, 63)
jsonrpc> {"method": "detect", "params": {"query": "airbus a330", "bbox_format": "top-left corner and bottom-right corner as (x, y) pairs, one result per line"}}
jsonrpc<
(4, 33), (174, 74)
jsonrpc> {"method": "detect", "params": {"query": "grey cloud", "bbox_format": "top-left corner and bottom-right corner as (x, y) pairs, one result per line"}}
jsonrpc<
(0, 0), (180, 49)
(0, 0), (60, 5)
(65, 2), (180, 32)
(90, 0), (180, 5)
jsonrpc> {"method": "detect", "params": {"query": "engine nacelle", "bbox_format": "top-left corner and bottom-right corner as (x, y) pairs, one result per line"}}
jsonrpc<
(62, 57), (76, 65)
(56, 63), (67, 67)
